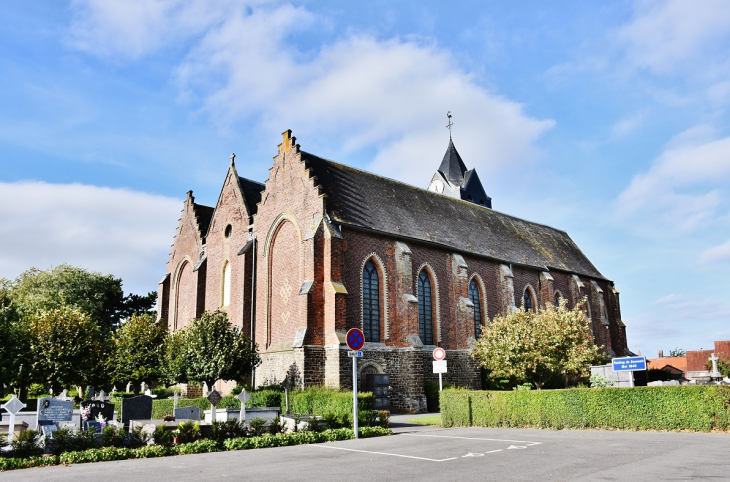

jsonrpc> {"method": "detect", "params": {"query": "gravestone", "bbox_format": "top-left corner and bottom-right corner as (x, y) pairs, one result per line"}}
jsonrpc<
(121, 395), (153, 426)
(37, 397), (74, 438)
(126, 382), (132, 393)
(174, 406), (202, 421)
(56, 389), (72, 401)
(96, 390), (108, 401)
(140, 381), (148, 393)
(86, 385), (95, 400)
(82, 421), (102, 433)
(2, 396), (26, 443)
(80, 399), (115, 422)
(207, 390), (222, 422)
(237, 389), (252, 423)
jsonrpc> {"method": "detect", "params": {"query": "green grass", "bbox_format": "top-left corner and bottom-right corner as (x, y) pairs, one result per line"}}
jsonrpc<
(407, 415), (441, 426)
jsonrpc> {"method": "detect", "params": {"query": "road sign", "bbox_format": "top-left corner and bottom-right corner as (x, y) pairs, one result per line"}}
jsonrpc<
(433, 347), (446, 360)
(612, 356), (647, 372)
(433, 360), (447, 374)
(346, 328), (365, 351)
(347, 351), (363, 357)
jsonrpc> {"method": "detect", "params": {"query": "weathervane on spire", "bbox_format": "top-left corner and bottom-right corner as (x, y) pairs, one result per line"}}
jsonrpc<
(446, 111), (453, 140)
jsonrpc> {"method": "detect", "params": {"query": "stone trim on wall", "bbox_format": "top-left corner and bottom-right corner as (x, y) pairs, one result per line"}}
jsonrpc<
(416, 262), (441, 344)
(360, 253), (389, 340)
(171, 255), (194, 330)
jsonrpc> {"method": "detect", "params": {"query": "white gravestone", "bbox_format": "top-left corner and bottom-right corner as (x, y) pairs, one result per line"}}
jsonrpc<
(709, 353), (722, 379)
(1, 395), (27, 443)
(237, 389), (252, 425)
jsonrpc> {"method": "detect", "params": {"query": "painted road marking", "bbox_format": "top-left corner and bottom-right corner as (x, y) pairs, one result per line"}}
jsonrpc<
(398, 433), (542, 446)
(309, 444), (458, 462)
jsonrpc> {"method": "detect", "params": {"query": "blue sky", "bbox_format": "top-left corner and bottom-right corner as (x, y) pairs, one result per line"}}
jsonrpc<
(1, 0), (729, 357)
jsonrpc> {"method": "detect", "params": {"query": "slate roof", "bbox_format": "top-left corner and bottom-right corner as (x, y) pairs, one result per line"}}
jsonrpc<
(239, 177), (265, 217)
(303, 152), (605, 279)
(438, 139), (468, 186)
(192, 204), (214, 242)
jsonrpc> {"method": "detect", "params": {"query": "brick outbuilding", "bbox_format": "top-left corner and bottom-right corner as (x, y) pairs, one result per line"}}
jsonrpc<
(160, 130), (630, 411)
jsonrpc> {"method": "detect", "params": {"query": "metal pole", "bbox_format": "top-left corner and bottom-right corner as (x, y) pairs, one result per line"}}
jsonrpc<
(353, 356), (359, 439)
(629, 372), (634, 388)
(439, 372), (443, 392)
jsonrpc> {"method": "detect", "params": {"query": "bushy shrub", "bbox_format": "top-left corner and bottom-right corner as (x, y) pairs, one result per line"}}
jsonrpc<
(289, 387), (373, 418)
(208, 419), (248, 445)
(9, 430), (43, 458)
(175, 421), (201, 444)
(127, 426), (150, 449)
(101, 426), (126, 448)
(248, 418), (267, 437)
(152, 425), (174, 447)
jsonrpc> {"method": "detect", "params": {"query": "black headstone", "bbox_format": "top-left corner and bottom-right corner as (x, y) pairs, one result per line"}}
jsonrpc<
(121, 395), (153, 426)
(37, 397), (74, 423)
(174, 406), (202, 421)
(80, 399), (115, 422)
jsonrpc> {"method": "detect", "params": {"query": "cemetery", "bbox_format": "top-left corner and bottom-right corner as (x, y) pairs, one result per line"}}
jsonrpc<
(0, 382), (391, 472)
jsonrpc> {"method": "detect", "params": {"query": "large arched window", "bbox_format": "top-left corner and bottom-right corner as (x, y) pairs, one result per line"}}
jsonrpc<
(362, 260), (381, 342)
(523, 288), (533, 312)
(222, 260), (231, 307)
(418, 270), (434, 345)
(469, 279), (483, 339)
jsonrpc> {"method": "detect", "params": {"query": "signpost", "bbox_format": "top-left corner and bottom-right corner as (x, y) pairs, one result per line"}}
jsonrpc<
(433, 348), (447, 391)
(346, 328), (365, 439)
(612, 356), (647, 388)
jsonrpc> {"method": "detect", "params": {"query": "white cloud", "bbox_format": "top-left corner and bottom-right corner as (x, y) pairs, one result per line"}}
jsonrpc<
(0, 181), (181, 295)
(618, 0), (730, 74)
(175, 9), (553, 186)
(699, 239), (730, 264)
(614, 129), (730, 235)
(611, 111), (645, 137)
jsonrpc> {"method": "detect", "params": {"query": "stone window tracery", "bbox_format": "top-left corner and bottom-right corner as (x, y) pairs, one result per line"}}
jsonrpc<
(418, 270), (434, 345)
(469, 279), (483, 339)
(362, 260), (381, 342)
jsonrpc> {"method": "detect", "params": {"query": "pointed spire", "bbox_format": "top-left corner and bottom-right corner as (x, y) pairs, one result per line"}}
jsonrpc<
(438, 139), (468, 186)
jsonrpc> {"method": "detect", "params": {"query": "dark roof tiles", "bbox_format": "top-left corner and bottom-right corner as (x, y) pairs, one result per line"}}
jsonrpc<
(302, 152), (604, 279)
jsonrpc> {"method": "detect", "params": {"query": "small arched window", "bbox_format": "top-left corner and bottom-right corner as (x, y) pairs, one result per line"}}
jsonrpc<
(222, 261), (231, 307)
(469, 279), (483, 339)
(523, 289), (533, 312)
(418, 270), (434, 345)
(362, 260), (381, 342)
(554, 292), (561, 307)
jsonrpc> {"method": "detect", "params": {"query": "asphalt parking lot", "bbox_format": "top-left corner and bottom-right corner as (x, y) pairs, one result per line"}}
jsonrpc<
(5, 415), (730, 481)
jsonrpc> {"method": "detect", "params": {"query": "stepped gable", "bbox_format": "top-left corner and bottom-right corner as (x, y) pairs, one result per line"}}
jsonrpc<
(192, 203), (214, 242)
(238, 177), (265, 218)
(302, 152), (605, 279)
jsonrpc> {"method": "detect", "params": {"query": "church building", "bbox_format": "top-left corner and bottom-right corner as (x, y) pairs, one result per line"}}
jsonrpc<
(158, 130), (630, 411)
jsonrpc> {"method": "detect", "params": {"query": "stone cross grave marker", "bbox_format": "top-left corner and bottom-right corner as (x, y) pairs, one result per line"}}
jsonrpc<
(173, 391), (179, 410)
(174, 406), (202, 421)
(709, 353), (722, 379)
(283, 376), (291, 414)
(207, 390), (222, 423)
(237, 389), (252, 424)
(1, 395), (26, 443)
(121, 395), (153, 427)
(37, 397), (74, 438)
(140, 381), (148, 393)
(96, 390), (107, 401)
(126, 382), (132, 393)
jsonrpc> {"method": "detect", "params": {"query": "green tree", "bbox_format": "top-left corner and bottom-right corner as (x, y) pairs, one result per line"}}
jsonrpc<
(669, 347), (686, 357)
(8, 264), (156, 336)
(0, 282), (32, 397)
(472, 299), (606, 389)
(109, 313), (168, 389)
(28, 306), (103, 393)
(162, 311), (260, 388)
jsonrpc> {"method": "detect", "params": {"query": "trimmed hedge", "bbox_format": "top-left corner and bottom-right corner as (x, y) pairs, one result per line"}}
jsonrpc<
(0, 427), (391, 472)
(288, 387), (373, 417)
(440, 386), (730, 432)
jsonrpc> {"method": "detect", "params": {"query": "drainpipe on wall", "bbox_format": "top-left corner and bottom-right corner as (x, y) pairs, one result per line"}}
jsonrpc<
(250, 237), (257, 388)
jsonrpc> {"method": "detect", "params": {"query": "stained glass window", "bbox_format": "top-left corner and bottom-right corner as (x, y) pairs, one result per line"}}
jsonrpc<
(362, 260), (380, 342)
(523, 289), (533, 312)
(418, 270), (434, 345)
(469, 279), (483, 339)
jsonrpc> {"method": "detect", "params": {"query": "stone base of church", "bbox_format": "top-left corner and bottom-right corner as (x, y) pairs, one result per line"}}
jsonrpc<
(254, 344), (482, 413)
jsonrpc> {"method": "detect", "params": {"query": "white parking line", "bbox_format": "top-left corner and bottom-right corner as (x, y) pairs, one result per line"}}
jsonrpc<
(309, 444), (458, 462)
(398, 433), (542, 446)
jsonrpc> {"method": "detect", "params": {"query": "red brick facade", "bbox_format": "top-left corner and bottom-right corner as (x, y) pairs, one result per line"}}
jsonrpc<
(159, 130), (630, 411)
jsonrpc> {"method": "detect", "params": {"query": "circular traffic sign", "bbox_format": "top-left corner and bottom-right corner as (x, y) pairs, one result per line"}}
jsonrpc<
(433, 347), (446, 361)
(346, 328), (365, 351)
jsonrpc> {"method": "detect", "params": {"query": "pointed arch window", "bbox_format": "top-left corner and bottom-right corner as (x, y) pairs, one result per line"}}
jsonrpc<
(469, 279), (483, 339)
(362, 260), (381, 342)
(418, 270), (434, 345)
(523, 289), (533, 312)
(222, 260), (231, 307)
(554, 292), (561, 307)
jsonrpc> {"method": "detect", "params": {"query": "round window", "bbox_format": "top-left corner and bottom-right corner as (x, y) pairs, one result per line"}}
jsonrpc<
(224, 224), (232, 238)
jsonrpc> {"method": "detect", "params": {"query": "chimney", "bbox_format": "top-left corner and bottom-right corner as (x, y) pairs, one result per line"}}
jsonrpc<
(658, 349), (663, 358)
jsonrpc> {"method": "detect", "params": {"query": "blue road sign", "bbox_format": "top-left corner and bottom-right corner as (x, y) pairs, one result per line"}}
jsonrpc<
(612, 356), (647, 372)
